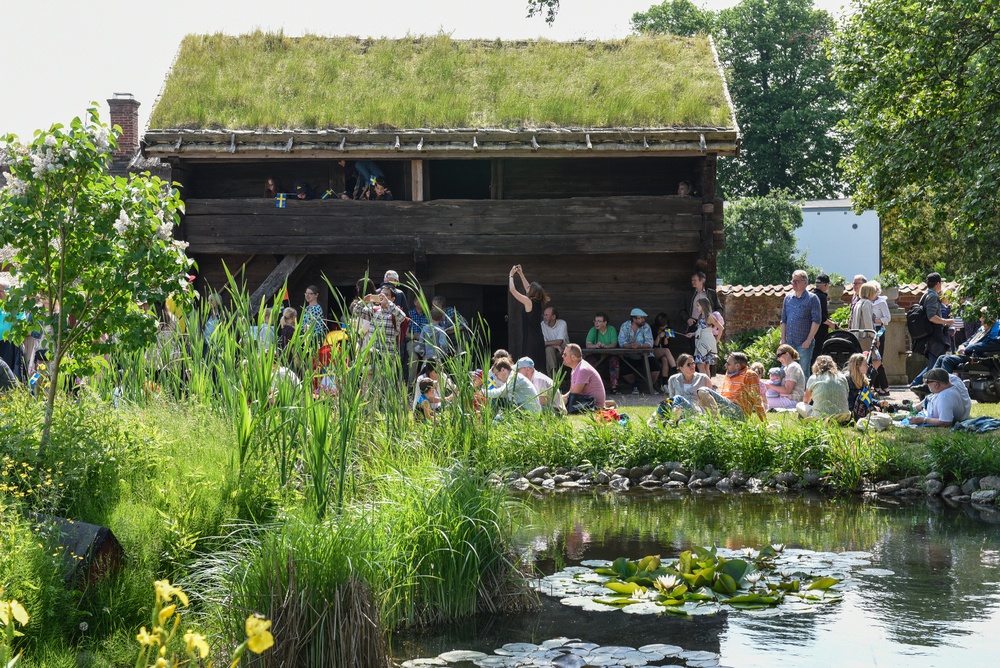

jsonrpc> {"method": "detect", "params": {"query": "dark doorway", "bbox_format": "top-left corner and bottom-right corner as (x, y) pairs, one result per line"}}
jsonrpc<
(428, 160), (492, 200)
(433, 283), (508, 352)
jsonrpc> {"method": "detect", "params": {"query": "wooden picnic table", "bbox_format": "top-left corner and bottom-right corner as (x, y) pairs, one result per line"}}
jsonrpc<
(582, 347), (656, 394)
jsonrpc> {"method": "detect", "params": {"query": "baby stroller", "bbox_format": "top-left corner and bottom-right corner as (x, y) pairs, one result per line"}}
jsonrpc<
(821, 330), (863, 370)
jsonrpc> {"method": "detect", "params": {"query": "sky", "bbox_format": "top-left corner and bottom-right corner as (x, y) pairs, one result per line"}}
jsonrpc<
(2, 0), (850, 139)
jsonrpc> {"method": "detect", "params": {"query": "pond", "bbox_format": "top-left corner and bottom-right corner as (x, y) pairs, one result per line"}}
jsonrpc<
(394, 490), (1000, 667)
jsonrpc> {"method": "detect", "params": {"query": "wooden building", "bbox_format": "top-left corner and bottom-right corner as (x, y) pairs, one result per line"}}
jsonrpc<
(142, 34), (739, 350)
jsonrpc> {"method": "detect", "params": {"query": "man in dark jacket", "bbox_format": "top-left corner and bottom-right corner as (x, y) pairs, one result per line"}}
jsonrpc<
(811, 274), (837, 353)
(911, 272), (955, 388)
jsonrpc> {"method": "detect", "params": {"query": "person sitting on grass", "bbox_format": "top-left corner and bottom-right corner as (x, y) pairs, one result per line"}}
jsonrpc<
(477, 358), (541, 414)
(411, 361), (455, 412)
(414, 377), (438, 422)
(561, 344), (615, 414)
(909, 368), (971, 427)
(695, 352), (765, 421)
(767, 345), (807, 410)
(650, 353), (713, 425)
(795, 355), (850, 423)
(517, 356), (566, 414)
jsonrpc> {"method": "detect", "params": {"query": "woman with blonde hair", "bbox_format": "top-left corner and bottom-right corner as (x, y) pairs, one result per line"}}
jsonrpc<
(849, 281), (885, 392)
(797, 355), (850, 421)
(508, 264), (549, 370)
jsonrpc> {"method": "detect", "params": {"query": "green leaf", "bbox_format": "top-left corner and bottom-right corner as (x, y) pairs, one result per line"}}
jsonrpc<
(594, 596), (637, 607)
(605, 581), (640, 595)
(806, 577), (840, 591)
(721, 558), (749, 583)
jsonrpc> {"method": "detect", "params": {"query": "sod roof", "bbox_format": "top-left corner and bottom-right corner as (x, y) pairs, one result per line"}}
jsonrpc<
(148, 33), (736, 132)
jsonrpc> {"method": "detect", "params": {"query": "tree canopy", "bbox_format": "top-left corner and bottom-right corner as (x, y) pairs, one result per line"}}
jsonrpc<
(631, 0), (715, 37)
(717, 193), (805, 286)
(831, 0), (1000, 312)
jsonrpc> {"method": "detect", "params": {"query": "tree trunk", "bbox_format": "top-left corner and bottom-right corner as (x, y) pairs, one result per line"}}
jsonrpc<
(37, 352), (62, 458)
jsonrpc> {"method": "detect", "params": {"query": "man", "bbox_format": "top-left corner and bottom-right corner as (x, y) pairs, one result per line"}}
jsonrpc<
(517, 356), (566, 413)
(561, 344), (609, 414)
(697, 352), (766, 421)
(910, 368), (971, 427)
(618, 308), (658, 394)
(812, 274), (837, 353)
(585, 311), (620, 392)
(911, 272), (955, 388)
(407, 299), (430, 381)
(934, 318), (1000, 374)
(353, 284), (407, 357)
(850, 274), (867, 306)
(480, 358), (541, 414)
(431, 295), (469, 341)
(382, 270), (409, 314)
(780, 270), (822, 379)
(541, 306), (569, 376)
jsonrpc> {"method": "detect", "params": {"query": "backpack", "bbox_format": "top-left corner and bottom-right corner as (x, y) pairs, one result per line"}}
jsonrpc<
(906, 294), (935, 342)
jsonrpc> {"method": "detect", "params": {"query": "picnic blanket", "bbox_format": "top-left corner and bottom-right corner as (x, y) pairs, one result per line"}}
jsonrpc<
(953, 416), (1000, 433)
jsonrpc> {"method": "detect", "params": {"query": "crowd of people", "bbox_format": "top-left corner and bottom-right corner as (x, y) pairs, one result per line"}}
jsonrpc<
(264, 160), (393, 203)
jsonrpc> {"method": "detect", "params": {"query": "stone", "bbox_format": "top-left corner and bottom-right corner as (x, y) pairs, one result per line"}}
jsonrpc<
(558, 481), (581, 488)
(728, 470), (748, 487)
(923, 479), (944, 496)
(897, 476), (921, 489)
(802, 472), (823, 487)
(574, 463), (594, 472)
(951, 495), (971, 503)
(688, 470), (708, 483)
(629, 466), (646, 479)
(530, 477), (545, 486)
(894, 487), (924, 497)
(876, 483), (902, 495)
(775, 472), (799, 486)
(663, 480), (687, 489)
(704, 464), (716, 475)
(595, 472), (611, 485)
(664, 461), (684, 471)
(715, 479), (732, 490)
(553, 474), (572, 484)
(961, 478), (981, 495)
(651, 464), (668, 477)
(979, 475), (1000, 491)
(639, 479), (662, 489)
(971, 489), (999, 504)
(925, 471), (942, 481)
(941, 485), (962, 499)
(668, 471), (689, 483)
(640, 474), (659, 483)
(509, 477), (531, 491)
(567, 470), (584, 480)
(555, 466), (571, 475)
(614, 467), (630, 477)
(526, 466), (550, 479)
(541, 478), (556, 490)
(703, 475), (722, 486)
(610, 477), (631, 492)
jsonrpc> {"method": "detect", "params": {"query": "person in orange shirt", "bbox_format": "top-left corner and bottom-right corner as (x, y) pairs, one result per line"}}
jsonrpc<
(696, 352), (766, 421)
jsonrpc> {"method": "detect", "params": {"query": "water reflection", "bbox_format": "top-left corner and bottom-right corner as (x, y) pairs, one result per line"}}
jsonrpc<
(396, 491), (1000, 667)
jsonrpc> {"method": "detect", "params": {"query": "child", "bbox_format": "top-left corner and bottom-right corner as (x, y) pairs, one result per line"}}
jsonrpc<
(415, 377), (437, 421)
(765, 367), (785, 398)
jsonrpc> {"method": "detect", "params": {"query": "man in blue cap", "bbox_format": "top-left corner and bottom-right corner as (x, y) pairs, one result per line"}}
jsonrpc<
(618, 307), (657, 394)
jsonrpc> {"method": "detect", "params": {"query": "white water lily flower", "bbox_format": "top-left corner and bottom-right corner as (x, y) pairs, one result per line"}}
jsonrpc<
(630, 586), (652, 601)
(743, 548), (756, 558)
(772, 543), (785, 553)
(746, 572), (762, 585)
(655, 574), (680, 591)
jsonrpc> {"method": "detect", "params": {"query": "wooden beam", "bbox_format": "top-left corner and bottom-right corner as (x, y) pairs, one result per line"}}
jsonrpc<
(411, 160), (424, 202)
(249, 254), (307, 313)
(491, 159), (504, 200)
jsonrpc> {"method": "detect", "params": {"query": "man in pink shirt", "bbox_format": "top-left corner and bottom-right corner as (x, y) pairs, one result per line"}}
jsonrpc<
(561, 343), (608, 413)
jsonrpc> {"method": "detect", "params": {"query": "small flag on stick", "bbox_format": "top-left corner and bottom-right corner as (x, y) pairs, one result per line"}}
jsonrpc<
(275, 193), (287, 208)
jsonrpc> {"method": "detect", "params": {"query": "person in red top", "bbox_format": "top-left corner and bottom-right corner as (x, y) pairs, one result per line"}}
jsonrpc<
(696, 352), (766, 421)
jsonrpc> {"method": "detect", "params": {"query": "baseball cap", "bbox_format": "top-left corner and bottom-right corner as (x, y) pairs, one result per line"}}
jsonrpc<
(516, 357), (535, 369)
(630, 308), (648, 317)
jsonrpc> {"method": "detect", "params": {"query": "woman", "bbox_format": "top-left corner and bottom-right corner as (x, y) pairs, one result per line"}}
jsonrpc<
(301, 285), (325, 343)
(652, 312), (677, 390)
(797, 355), (850, 421)
(870, 281), (892, 395)
(767, 344), (806, 409)
(277, 307), (297, 351)
(263, 177), (280, 198)
(845, 352), (874, 421)
(508, 264), (548, 370)
(688, 298), (723, 376)
(651, 353), (713, 423)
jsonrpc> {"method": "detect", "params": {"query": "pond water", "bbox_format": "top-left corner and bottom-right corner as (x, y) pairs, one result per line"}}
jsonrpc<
(394, 490), (1000, 667)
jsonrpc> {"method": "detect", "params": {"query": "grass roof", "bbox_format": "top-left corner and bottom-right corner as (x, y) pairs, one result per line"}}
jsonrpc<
(149, 33), (734, 131)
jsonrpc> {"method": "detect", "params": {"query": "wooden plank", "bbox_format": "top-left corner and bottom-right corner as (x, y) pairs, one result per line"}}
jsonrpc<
(249, 254), (307, 313)
(411, 160), (424, 202)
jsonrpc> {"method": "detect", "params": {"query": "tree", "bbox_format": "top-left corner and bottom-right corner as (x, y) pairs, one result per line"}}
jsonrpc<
(630, 0), (715, 36)
(831, 0), (1000, 313)
(526, 0), (560, 24)
(713, 0), (846, 199)
(0, 108), (194, 453)
(717, 193), (804, 285)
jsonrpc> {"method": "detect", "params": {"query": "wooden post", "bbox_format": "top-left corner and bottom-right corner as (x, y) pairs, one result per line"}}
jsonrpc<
(411, 160), (424, 202)
(249, 254), (307, 314)
(699, 154), (718, 267)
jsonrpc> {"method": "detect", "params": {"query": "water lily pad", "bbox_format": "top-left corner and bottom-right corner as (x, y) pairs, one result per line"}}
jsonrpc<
(620, 601), (662, 615)
(686, 660), (721, 667)
(618, 650), (653, 666)
(439, 650), (490, 663)
(857, 568), (895, 576)
(497, 643), (539, 655)
(580, 560), (612, 568)
(550, 654), (586, 668)
(678, 650), (719, 661)
(564, 642), (599, 651)
(402, 659), (448, 667)
(638, 644), (682, 656)
(474, 657), (521, 668)
(542, 639), (574, 649)
(591, 646), (636, 657)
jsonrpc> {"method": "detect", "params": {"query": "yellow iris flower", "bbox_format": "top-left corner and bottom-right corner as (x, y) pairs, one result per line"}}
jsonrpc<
(0, 598), (29, 626)
(157, 604), (176, 627)
(245, 615), (275, 653)
(154, 579), (190, 606)
(136, 626), (160, 646)
(184, 630), (210, 659)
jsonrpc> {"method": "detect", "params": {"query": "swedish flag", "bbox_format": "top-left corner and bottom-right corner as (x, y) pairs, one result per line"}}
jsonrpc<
(321, 189), (334, 200)
(859, 387), (874, 406)
(664, 329), (675, 338)
(275, 193), (287, 208)
(369, 174), (377, 186)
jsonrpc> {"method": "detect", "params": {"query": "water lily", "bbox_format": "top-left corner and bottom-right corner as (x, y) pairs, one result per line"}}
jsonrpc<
(655, 574), (681, 592)
(743, 548), (756, 558)
(630, 586), (652, 601)
(746, 572), (762, 585)
(772, 543), (785, 553)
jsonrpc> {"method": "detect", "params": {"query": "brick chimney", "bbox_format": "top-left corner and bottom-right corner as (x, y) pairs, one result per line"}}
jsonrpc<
(107, 93), (140, 176)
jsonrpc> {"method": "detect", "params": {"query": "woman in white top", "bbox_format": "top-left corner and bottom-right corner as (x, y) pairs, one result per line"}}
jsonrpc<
(651, 353), (713, 423)
(767, 344), (807, 409)
(870, 281), (892, 395)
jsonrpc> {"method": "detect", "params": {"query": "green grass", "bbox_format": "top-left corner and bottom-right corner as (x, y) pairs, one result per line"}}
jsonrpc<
(149, 32), (733, 130)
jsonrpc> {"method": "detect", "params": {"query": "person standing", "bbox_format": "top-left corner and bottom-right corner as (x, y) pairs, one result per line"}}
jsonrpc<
(780, 270), (822, 380)
(508, 264), (548, 371)
(301, 285), (326, 344)
(683, 271), (721, 354)
(812, 274), (836, 353)
(910, 272), (955, 389)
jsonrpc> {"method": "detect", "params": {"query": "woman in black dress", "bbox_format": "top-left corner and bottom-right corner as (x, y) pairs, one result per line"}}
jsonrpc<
(508, 264), (549, 370)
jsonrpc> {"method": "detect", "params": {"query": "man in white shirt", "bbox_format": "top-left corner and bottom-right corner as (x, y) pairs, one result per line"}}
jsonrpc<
(517, 356), (566, 413)
(541, 306), (569, 376)
(911, 369), (971, 427)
